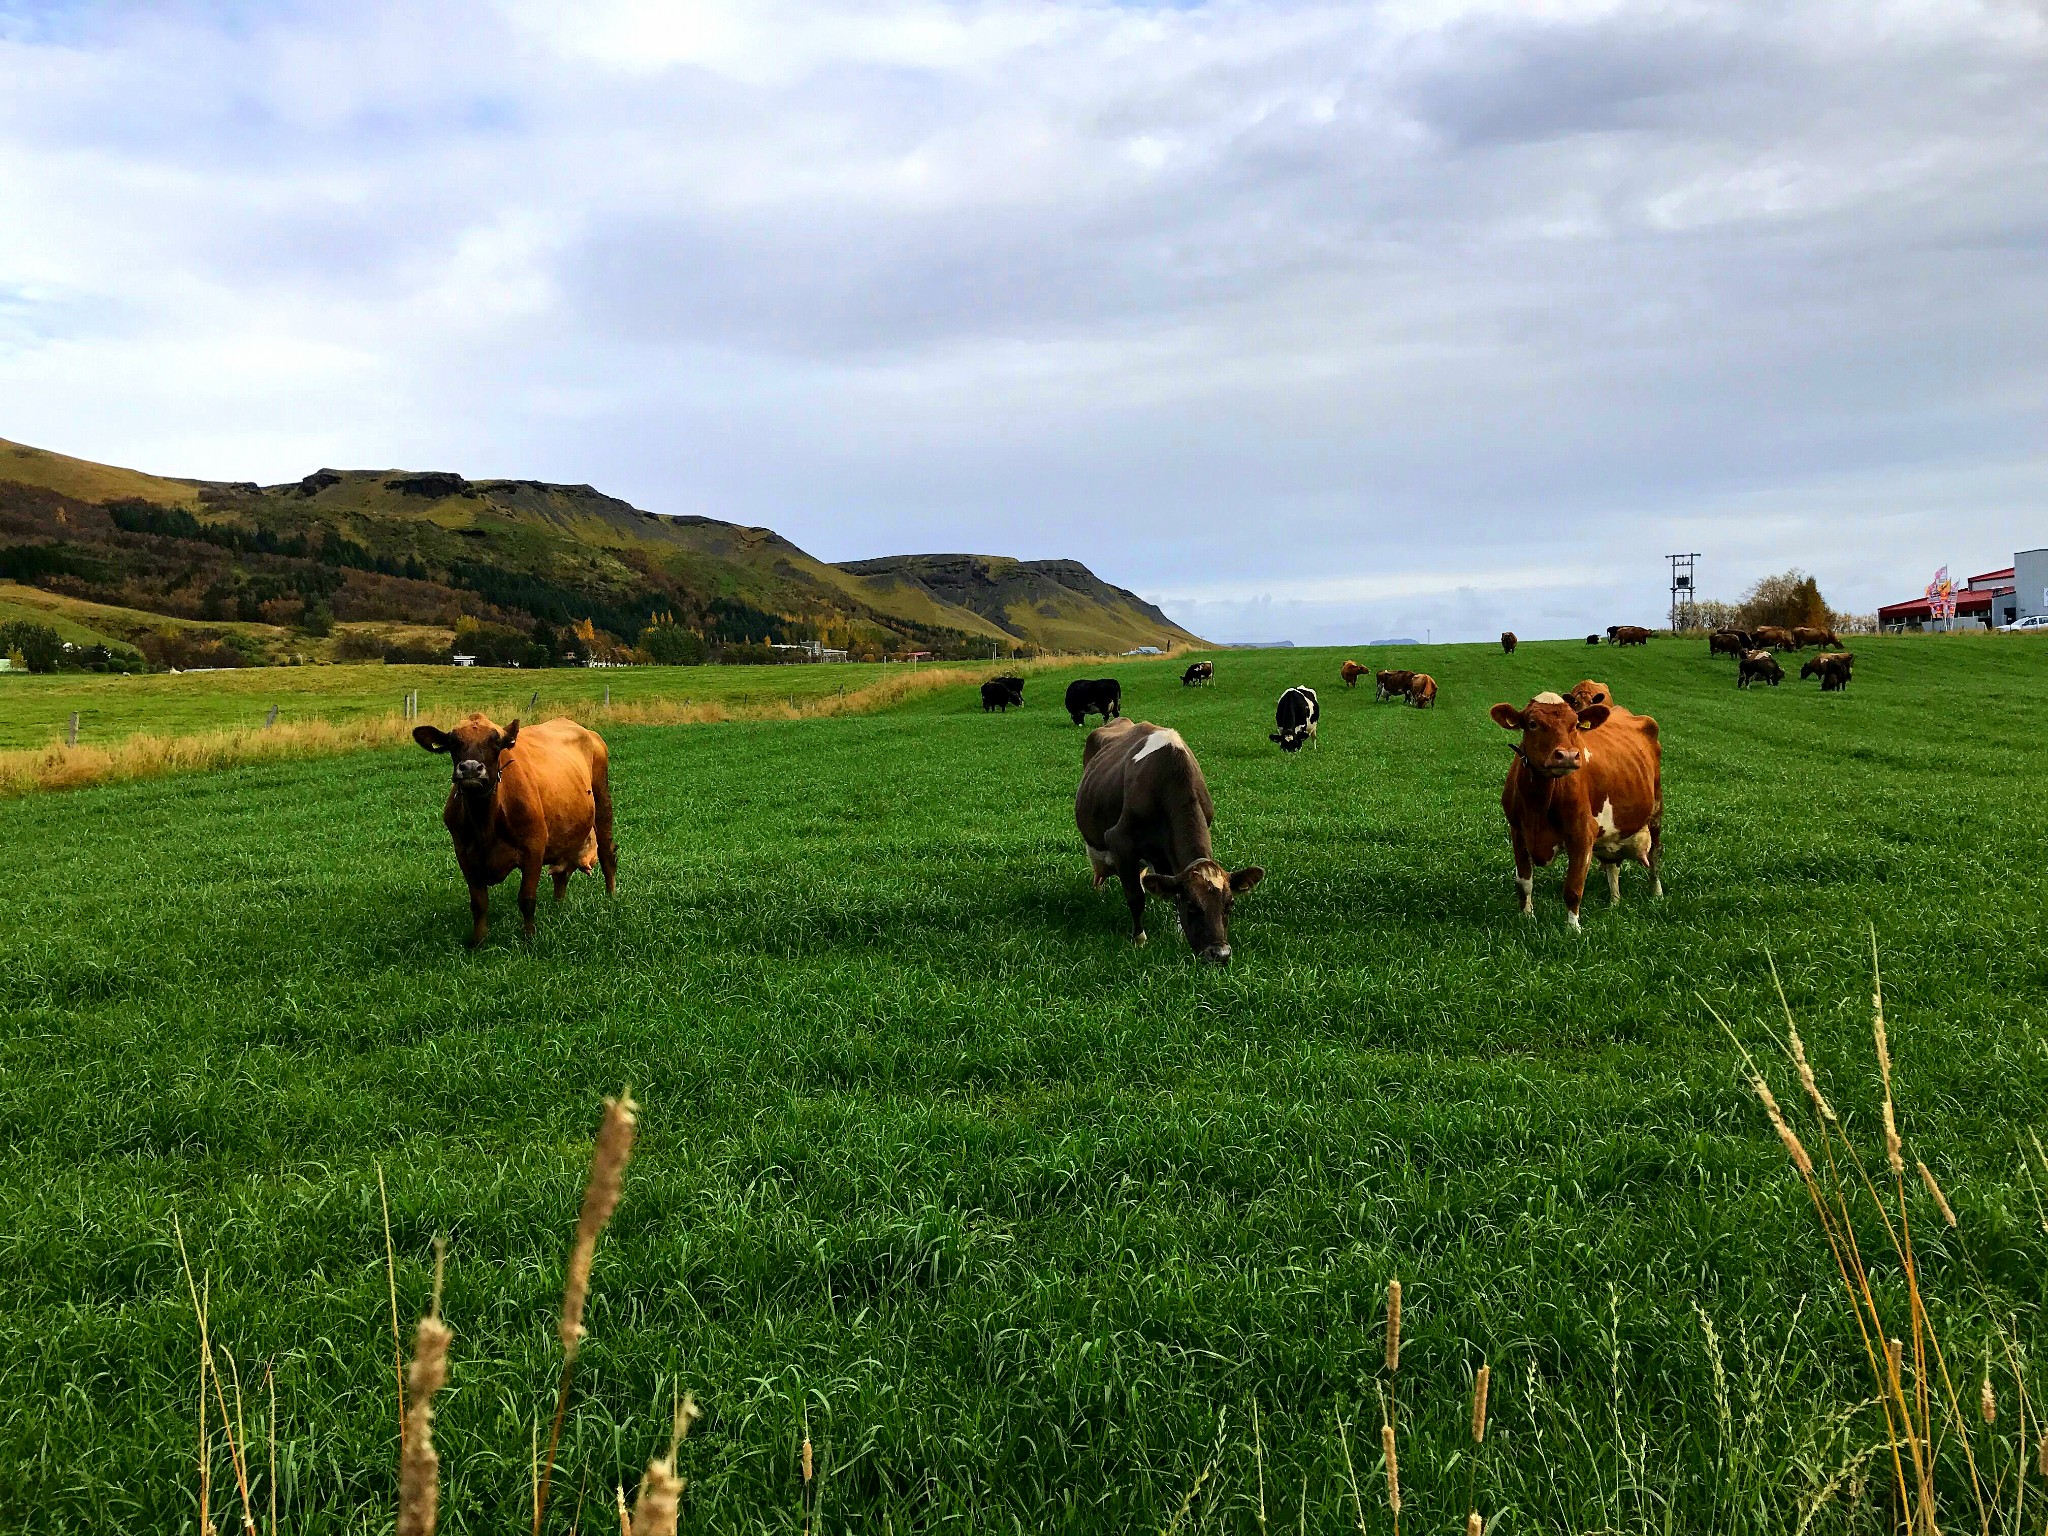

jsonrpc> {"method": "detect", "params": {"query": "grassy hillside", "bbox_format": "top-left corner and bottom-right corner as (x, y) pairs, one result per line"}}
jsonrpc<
(5, 633), (2045, 1531)
(0, 438), (1197, 658)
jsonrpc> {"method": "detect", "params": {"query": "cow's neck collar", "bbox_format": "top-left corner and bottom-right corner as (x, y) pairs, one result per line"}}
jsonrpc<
(449, 786), (500, 834)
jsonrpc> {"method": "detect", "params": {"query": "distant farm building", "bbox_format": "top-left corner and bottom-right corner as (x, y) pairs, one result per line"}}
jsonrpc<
(1879, 563), (2019, 631)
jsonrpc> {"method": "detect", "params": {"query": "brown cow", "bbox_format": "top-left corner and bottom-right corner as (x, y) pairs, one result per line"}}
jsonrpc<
(1792, 625), (1841, 649)
(1565, 679), (1613, 713)
(1751, 625), (1796, 650)
(413, 713), (618, 946)
(1340, 660), (1368, 689)
(1607, 625), (1651, 646)
(1737, 650), (1783, 688)
(1491, 691), (1663, 928)
(1500, 632), (1518, 654)
(1375, 668), (1415, 702)
(1709, 630), (1748, 658)
(1800, 651), (1854, 691)
(1075, 718), (1262, 960)
(1407, 673), (1437, 708)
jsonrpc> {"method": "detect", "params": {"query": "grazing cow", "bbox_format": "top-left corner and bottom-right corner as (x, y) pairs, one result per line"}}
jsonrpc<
(1709, 630), (1749, 658)
(1501, 632), (1518, 655)
(1375, 668), (1416, 702)
(1271, 686), (1320, 751)
(1065, 678), (1122, 726)
(1341, 660), (1368, 689)
(1586, 634), (1602, 646)
(1737, 650), (1783, 688)
(1801, 651), (1855, 691)
(1565, 679), (1613, 713)
(1407, 673), (1437, 708)
(1490, 691), (1663, 928)
(981, 676), (1025, 712)
(1608, 625), (1652, 647)
(413, 713), (617, 947)
(1793, 626), (1841, 650)
(1075, 718), (1263, 960)
(1751, 625), (1796, 650)
(1181, 660), (1215, 687)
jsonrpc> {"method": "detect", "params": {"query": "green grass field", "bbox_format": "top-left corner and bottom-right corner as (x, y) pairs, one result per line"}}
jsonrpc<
(4, 635), (2046, 1533)
(0, 658), (931, 751)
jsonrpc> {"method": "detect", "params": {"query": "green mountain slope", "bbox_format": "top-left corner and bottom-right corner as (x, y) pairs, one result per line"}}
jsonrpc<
(0, 438), (1200, 659)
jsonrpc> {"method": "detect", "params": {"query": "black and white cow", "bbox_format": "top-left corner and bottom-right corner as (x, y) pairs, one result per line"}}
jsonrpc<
(1270, 686), (1319, 752)
(1075, 718), (1263, 960)
(980, 675), (1025, 712)
(1181, 660), (1215, 687)
(1065, 678), (1122, 726)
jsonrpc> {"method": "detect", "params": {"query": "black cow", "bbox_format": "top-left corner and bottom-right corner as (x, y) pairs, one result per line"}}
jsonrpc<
(980, 676), (1025, 712)
(1271, 686), (1319, 752)
(1075, 718), (1263, 960)
(1586, 634), (1602, 646)
(1065, 678), (1122, 725)
(1738, 650), (1784, 689)
(1181, 660), (1215, 687)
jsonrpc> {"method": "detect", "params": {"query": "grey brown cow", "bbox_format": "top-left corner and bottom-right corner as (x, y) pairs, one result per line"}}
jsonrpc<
(1075, 718), (1263, 961)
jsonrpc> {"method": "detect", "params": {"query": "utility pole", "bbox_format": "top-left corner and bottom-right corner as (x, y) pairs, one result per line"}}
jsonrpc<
(1667, 553), (1701, 633)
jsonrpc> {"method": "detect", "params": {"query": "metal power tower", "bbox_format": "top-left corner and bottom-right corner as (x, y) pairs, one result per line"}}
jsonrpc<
(1667, 553), (1701, 633)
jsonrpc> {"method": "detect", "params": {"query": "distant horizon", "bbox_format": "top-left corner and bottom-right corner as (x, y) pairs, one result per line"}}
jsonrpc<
(3, 2), (2042, 645)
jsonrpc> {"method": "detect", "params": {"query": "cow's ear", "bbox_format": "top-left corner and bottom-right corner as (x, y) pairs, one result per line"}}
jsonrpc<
(1576, 705), (1610, 731)
(1489, 704), (1524, 731)
(1140, 870), (1183, 898)
(1229, 866), (1265, 895)
(413, 725), (450, 753)
(498, 720), (520, 751)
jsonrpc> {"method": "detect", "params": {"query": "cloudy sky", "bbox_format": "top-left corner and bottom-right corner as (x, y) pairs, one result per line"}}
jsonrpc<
(1, 0), (2043, 642)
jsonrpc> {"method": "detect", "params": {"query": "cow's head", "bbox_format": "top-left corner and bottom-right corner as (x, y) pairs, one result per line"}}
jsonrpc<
(1140, 859), (1264, 963)
(1565, 679), (1611, 713)
(1800, 658), (1821, 679)
(1270, 724), (1310, 752)
(1492, 692), (1606, 778)
(414, 713), (520, 798)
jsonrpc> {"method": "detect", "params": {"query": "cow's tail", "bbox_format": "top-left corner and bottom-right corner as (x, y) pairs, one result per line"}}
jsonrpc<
(591, 742), (619, 891)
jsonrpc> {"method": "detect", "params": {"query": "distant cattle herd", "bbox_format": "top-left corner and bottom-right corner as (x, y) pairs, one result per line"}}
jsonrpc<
(413, 620), (1863, 959)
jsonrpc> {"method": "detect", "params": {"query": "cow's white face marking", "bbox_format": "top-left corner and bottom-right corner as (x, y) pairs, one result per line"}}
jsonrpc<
(1534, 691), (1565, 704)
(1134, 729), (1183, 763)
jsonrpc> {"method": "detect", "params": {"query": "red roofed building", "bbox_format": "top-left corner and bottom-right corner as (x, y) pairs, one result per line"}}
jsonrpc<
(1879, 566), (2016, 629)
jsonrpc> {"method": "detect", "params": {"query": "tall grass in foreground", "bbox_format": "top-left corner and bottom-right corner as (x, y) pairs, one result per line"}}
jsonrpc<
(1720, 937), (2045, 1535)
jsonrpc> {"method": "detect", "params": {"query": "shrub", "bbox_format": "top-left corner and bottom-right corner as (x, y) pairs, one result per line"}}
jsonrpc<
(0, 620), (64, 673)
(333, 630), (387, 663)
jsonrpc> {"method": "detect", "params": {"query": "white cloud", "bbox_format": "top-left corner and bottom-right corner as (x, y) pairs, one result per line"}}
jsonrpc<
(0, 0), (2043, 639)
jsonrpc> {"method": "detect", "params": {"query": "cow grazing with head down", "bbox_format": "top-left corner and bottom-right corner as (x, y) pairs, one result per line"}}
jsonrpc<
(1181, 660), (1215, 687)
(1607, 625), (1651, 646)
(1271, 686), (1320, 750)
(1801, 652), (1854, 691)
(1076, 719), (1263, 960)
(1341, 660), (1368, 689)
(1751, 625), (1796, 651)
(1793, 626), (1841, 650)
(1501, 632), (1518, 655)
(981, 676), (1025, 712)
(1375, 669), (1415, 702)
(413, 713), (618, 947)
(1491, 691), (1663, 928)
(1738, 650), (1783, 688)
(1709, 630), (1749, 658)
(1586, 634), (1602, 646)
(1065, 678), (1122, 725)
(1407, 673), (1437, 708)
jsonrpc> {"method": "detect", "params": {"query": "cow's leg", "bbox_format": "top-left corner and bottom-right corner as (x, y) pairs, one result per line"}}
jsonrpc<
(517, 857), (543, 939)
(466, 884), (490, 948)
(552, 866), (572, 902)
(1648, 820), (1665, 898)
(1605, 860), (1622, 906)
(1510, 826), (1534, 916)
(1562, 840), (1592, 931)
(1105, 828), (1147, 945)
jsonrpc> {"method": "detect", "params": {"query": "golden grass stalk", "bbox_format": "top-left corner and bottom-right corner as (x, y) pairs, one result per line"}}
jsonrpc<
(1982, 1373), (1997, 1426)
(380, 1165), (407, 1451)
(1381, 1420), (1401, 1524)
(1472, 1364), (1490, 1443)
(395, 1314), (452, 1536)
(1467, 1515), (1482, 1536)
(536, 1092), (639, 1535)
(1336, 1414), (1368, 1536)
(1385, 1279), (1402, 1374)
(1751, 1073), (1814, 1176)
(1918, 1161), (1958, 1229)
(627, 1389), (700, 1536)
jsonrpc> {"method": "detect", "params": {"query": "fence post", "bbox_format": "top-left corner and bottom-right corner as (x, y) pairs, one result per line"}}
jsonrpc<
(67, 711), (79, 747)
(604, 684), (610, 707)
(529, 690), (538, 714)
(265, 704), (279, 729)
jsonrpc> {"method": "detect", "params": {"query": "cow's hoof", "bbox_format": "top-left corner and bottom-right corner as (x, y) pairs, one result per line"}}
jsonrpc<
(1566, 912), (1583, 932)
(1132, 932), (1148, 947)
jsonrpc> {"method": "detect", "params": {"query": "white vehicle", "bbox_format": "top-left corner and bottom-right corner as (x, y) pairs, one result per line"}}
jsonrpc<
(1998, 614), (2048, 633)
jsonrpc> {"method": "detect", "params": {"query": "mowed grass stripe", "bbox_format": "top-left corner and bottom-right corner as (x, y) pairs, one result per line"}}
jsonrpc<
(2, 636), (2045, 1532)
